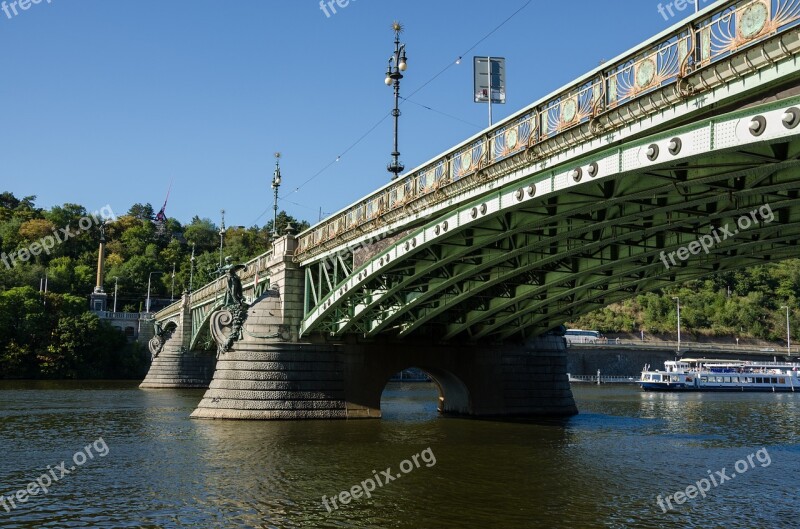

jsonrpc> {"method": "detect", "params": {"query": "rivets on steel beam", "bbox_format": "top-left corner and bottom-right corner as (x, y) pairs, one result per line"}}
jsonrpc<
(646, 144), (659, 161)
(527, 184), (536, 197)
(515, 188), (524, 201)
(749, 115), (766, 136)
(480, 203), (487, 215)
(783, 107), (800, 129)
(587, 162), (599, 178)
(668, 137), (682, 155)
(570, 168), (582, 182)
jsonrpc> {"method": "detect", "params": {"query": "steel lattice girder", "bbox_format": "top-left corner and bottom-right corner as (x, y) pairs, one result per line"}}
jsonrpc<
(300, 97), (800, 341)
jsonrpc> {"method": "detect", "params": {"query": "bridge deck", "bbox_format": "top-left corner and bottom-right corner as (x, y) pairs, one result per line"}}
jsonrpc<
(295, 0), (800, 264)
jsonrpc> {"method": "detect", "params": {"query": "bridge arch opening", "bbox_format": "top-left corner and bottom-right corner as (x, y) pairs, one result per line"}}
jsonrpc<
(379, 366), (471, 419)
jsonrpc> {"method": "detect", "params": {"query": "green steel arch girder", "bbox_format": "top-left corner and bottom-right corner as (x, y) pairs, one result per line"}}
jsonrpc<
(300, 96), (800, 341)
(188, 299), (226, 351)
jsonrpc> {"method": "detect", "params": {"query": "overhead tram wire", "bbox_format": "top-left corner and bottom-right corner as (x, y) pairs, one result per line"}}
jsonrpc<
(250, 0), (534, 226)
(404, 0), (533, 101)
(399, 96), (484, 129)
(250, 111), (392, 225)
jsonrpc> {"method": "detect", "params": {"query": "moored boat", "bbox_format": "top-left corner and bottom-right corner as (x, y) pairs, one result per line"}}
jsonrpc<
(640, 358), (800, 392)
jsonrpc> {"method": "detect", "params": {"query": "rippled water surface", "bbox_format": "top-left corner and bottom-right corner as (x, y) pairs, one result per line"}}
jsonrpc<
(0, 381), (798, 528)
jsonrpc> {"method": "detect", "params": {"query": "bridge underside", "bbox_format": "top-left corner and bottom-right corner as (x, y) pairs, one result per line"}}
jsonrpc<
(302, 99), (800, 342)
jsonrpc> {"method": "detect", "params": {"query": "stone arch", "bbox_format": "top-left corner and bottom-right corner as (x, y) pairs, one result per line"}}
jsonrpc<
(380, 365), (472, 416)
(344, 344), (482, 419)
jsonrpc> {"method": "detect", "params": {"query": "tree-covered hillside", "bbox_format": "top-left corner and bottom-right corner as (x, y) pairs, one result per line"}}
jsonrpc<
(0, 191), (308, 310)
(2, 190), (799, 377)
(0, 191), (309, 379)
(569, 265), (800, 343)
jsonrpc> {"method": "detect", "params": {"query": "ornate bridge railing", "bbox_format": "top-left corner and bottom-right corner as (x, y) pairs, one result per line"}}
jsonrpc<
(295, 0), (800, 262)
(153, 250), (274, 322)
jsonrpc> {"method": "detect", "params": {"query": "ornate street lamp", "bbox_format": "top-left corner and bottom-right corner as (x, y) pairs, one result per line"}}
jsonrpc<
(218, 209), (226, 270)
(189, 242), (196, 292)
(385, 21), (408, 180)
(673, 296), (681, 352)
(146, 271), (165, 313)
(272, 152), (282, 236)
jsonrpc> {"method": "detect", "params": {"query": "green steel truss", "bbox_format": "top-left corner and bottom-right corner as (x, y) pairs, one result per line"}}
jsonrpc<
(300, 97), (800, 341)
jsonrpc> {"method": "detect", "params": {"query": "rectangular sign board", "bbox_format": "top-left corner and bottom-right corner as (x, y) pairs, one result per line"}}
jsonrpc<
(473, 57), (506, 104)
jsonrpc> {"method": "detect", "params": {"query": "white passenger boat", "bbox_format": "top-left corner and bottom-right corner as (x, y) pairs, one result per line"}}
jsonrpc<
(640, 358), (800, 392)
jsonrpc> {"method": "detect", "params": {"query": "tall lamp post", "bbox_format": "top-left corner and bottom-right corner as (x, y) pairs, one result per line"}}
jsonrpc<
(385, 21), (408, 180)
(170, 263), (176, 301)
(272, 152), (282, 236)
(673, 296), (681, 353)
(113, 276), (119, 313)
(189, 243), (196, 292)
(146, 271), (165, 313)
(218, 209), (226, 270)
(781, 305), (791, 355)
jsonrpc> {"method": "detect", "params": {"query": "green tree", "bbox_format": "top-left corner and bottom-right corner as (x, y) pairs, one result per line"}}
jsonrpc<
(127, 203), (155, 221)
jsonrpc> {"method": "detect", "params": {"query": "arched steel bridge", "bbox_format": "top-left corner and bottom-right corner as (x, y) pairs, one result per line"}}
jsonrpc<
(153, 0), (800, 346)
(300, 99), (800, 341)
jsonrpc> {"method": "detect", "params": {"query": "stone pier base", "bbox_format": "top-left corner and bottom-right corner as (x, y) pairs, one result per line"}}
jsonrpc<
(191, 343), (347, 419)
(190, 336), (576, 420)
(139, 351), (216, 389)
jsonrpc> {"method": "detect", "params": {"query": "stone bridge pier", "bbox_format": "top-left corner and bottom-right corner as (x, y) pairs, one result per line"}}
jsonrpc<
(139, 292), (216, 389)
(191, 228), (576, 419)
(191, 334), (576, 420)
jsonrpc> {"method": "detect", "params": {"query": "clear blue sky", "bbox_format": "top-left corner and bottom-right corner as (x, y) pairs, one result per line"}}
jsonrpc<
(0, 0), (712, 229)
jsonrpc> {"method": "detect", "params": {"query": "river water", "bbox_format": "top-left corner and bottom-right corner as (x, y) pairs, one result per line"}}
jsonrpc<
(0, 381), (797, 529)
